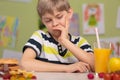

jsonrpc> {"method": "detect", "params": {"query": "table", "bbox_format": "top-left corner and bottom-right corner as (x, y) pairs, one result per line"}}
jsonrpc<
(0, 72), (102, 80)
(34, 72), (102, 80)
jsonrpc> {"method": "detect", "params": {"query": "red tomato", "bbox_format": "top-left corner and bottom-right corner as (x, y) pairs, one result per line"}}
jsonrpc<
(103, 73), (111, 80)
(98, 72), (104, 78)
(87, 73), (94, 79)
(110, 73), (114, 80)
(31, 76), (37, 79)
(113, 73), (120, 80)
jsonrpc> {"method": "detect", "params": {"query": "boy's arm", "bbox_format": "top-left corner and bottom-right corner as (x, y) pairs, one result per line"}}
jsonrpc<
(20, 48), (91, 72)
(20, 48), (67, 72)
(59, 39), (94, 71)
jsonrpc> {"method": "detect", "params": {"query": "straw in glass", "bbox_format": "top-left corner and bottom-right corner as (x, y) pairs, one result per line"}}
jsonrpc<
(94, 27), (101, 48)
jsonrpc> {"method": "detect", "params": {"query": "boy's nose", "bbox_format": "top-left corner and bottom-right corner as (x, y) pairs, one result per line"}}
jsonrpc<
(52, 20), (59, 27)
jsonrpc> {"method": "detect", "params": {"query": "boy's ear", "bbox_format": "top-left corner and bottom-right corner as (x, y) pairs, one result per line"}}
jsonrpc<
(68, 8), (73, 19)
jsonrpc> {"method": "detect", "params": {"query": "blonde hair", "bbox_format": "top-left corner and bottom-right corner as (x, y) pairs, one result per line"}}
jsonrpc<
(37, 0), (71, 18)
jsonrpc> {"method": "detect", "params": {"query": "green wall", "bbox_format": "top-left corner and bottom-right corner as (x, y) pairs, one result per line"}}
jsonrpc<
(0, 0), (120, 58)
(0, 0), (38, 57)
(69, 0), (120, 41)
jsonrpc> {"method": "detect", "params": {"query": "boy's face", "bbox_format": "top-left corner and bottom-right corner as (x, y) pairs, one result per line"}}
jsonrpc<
(41, 9), (73, 37)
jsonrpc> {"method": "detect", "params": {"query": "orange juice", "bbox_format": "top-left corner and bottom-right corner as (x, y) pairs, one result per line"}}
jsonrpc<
(94, 48), (112, 73)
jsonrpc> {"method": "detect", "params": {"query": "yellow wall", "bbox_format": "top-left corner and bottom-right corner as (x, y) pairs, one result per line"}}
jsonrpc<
(0, 0), (120, 57)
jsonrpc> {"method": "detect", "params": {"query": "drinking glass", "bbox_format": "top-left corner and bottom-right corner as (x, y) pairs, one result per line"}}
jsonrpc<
(94, 41), (112, 74)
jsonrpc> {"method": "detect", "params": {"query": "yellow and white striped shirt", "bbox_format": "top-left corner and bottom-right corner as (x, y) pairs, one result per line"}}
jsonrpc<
(23, 30), (93, 64)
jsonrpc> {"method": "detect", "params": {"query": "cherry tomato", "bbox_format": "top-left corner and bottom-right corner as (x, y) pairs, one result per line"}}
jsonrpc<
(32, 76), (37, 80)
(113, 73), (120, 80)
(110, 73), (114, 80)
(103, 73), (111, 80)
(2, 73), (11, 79)
(87, 73), (94, 79)
(98, 72), (104, 78)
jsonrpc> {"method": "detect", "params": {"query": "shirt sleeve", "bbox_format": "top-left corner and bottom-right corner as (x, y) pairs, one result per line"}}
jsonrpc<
(22, 30), (43, 56)
(78, 37), (93, 53)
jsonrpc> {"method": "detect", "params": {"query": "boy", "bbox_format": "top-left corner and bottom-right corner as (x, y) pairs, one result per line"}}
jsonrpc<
(21, 0), (94, 73)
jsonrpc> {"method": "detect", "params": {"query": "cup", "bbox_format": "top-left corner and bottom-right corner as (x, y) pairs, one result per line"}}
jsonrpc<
(94, 41), (112, 73)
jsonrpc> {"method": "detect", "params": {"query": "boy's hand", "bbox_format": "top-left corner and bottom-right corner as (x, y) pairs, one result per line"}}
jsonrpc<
(52, 16), (69, 43)
(65, 62), (91, 73)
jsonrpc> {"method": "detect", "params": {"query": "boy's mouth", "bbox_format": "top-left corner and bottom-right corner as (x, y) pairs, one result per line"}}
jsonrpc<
(52, 30), (61, 36)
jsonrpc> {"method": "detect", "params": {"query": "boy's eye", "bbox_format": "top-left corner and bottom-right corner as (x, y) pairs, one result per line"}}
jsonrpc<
(45, 19), (51, 23)
(57, 15), (63, 19)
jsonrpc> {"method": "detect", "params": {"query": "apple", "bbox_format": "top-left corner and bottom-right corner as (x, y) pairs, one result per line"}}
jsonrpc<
(108, 57), (120, 72)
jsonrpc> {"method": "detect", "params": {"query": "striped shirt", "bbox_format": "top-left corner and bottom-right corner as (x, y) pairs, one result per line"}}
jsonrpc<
(23, 30), (93, 64)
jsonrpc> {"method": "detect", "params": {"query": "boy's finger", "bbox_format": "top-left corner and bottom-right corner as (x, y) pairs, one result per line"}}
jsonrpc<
(85, 64), (91, 71)
(65, 15), (69, 29)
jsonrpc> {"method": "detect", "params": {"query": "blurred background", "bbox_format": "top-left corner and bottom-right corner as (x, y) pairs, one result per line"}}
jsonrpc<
(0, 0), (120, 58)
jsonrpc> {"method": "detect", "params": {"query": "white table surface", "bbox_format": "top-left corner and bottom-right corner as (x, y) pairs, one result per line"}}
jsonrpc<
(0, 72), (102, 80)
(34, 72), (102, 80)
